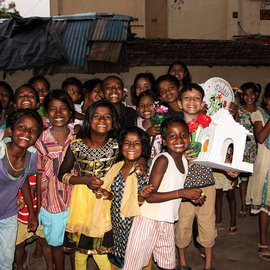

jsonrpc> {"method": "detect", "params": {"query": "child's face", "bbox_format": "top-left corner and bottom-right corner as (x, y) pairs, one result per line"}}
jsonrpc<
(91, 106), (113, 135)
(169, 64), (186, 82)
(32, 80), (49, 105)
(158, 80), (179, 104)
(47, 99), (72, 128)
(11, 115), (40, 149)
(86, 83), (101, 104)
(137, 96), (155, 120)
(64, 85), (81, 103)
(179, 89), (204, 115)
(122, 132), (142, 162)
(135, 78), (151, 97)
(15, 87), (39, 110)
(264, 96), (270, 112)
(241, 88), (258, 106)
(163, 122), (189, 155)
(0, 86), (11, 110)
(102, 78), (124, 104)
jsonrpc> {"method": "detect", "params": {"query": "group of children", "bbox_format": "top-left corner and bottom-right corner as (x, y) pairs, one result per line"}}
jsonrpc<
(0, 61), (269, 270)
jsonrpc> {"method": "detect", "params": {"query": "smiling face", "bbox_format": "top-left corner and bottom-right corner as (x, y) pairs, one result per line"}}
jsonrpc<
(163, 122), (189, 156)
(102, 77), (124, 104)
(10, 115), (40, 149)
(47, 99), (72, 128)
(122, 132), (142, 162)
(158, 80), (179, 104)
(179, 88), (204, 115)
(32, 80), (49, 105)
(137, 95), (155, 120)
(241, 88), (258, 106)
(135, 77), (151, 97)
(90, 106), (113, 135)
(15, 87), (39, 110)
(168, 63), (186, 83)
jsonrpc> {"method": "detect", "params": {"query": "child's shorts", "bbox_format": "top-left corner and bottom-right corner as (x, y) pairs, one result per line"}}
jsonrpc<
(16, 222), (34, 245)
(38, 207), (69, 247)
(175, 185), (217, 248)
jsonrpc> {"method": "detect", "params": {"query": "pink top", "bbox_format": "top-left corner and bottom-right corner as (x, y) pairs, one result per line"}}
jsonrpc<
(35, 128), (75, 213)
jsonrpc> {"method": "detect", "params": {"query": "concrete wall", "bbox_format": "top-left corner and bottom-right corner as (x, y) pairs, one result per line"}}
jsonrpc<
(2, 65), (269, 103)
(50, 0), (270, 39)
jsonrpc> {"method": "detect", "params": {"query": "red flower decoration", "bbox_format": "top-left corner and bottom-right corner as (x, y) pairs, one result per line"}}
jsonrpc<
(223, 100), (227, 108)
(187, 118), (199, 133)
(197, 113), (212, 127)
(216, 92), (223, 100)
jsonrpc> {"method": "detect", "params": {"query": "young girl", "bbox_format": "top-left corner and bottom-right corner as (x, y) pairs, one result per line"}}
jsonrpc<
(136, 90), (162, 165)
(167, 61), (192, 88)
(246, 85), (270, 262)
(155, 74), (184, 119)
(35, 90), (75, 270)
(100, 126), (154, 269)
(123, 117), (204, 270)
(0, 109), (42, 269)
(28, 75), (50, 117)
(58, 100), (120, 270)
(130, 72), (156, 106)
(237, 82), (261, 216)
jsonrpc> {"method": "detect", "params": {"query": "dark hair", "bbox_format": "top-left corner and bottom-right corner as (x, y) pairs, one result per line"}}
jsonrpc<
(77, 100), (120, 139)
(14, 84), (40, 103)
(62, 77), (83, 94)
(28, 75), (50, 90)
(261, 83), (270, 114)
(6, 109), (43, 137)
(136, 89), (158, 108)
(44, 89), (75, 119)
(179, 83), (205, 100)
(117, 126), (151, 161)
(82, 79), (102, 95)
(0, 81), (14, 101)
(102, 75), (124, 90)
(239, 82), (261, 105)
(168, 61), (192, 86)
(155, 74), (180, 97)
(160, 117), (189, 140)
(130, 72), (156, 105)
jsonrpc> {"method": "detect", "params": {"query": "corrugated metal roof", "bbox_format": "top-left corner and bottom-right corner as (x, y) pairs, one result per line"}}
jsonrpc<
(62, 20), (93, 66)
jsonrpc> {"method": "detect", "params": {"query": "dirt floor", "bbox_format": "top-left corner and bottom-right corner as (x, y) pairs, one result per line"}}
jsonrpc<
(24, 190), (269, 270)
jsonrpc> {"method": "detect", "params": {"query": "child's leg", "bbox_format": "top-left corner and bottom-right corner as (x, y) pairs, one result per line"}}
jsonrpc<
(69, 252), (75, 270)
(226, 189), (236, 228)
(259, 211), (269, 246)
(239, 180), (248, 214)
(15, 241), (26, 270)
(175, 202), (196, 268)
(38, 237), (53, 270)
(75, 252), (88, 270)
(124, 216), (157, 270)
(215, 189), (223, 225)
(0, 215), (18, 269)
(93, 254), (111, 270)
(52, 246), (64, 270)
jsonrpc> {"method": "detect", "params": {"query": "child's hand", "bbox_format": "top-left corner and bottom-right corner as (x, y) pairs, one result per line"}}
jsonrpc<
(16, 196), (25, 210)
(94, 188), (113, 200)
(146, 124), (161, 136)
(28, 214), (38, 232)
(134, 159), (148, 177)
(86, 176), (104, 190)
(182, 188), (203, 200)
(184, 149), (197, 160)
(225, 170), (239, 178)
(228, 102), (238, 118)
(231, 179), (238, 189)
(139, 184), (154, 199)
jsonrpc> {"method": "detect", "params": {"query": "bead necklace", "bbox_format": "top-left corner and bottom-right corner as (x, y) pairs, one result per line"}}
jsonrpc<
(6, 147), (24, 172)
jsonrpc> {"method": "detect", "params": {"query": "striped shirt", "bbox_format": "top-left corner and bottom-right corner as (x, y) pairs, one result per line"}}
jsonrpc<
(35, 128), (75, 213)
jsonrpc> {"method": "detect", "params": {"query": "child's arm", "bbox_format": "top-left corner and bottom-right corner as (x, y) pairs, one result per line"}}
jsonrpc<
(138, 184), (154, 204)
(21, 179), (38, 232)
(94, 188), (114, 200)
(36, 172), (42, 219)
(253, 118), (270, 144)
(145, 156), (202, 203)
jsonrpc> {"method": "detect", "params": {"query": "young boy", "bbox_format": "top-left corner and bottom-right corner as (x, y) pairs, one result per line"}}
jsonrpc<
(123, 117), (204, 270)
(102, 75), (137, 129)
(175, 83), (216, 270)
